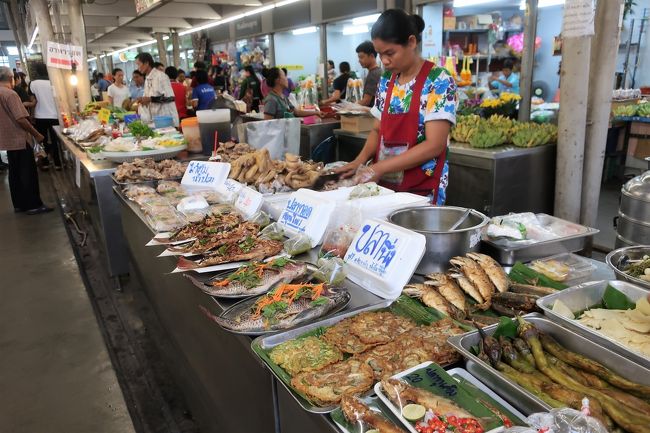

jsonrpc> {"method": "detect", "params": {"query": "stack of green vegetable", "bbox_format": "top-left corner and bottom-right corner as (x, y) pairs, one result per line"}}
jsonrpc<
(613, 104), (639, 118)
(476, 317), (650, 433)
(451, 114), (558, 149)
(127, 121), (156, 138)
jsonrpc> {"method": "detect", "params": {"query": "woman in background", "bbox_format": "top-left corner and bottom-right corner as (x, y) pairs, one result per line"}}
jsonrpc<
(239, 66), (262, 112)
(107, 68), (131, 108)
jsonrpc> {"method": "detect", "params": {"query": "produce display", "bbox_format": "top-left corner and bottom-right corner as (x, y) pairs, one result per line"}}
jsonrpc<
(476, 317), (650, 433)
(451, 114), (557, 149)
(613, 103), (650, 118)
(203, 282), (350, 334)
(114, 158), (188, 182)
(403, 253), (552, 319)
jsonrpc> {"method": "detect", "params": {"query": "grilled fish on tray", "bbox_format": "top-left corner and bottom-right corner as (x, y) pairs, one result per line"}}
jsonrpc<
(156, 211), (242, 244)
(169, 221), (260, 255)
(185, 258), (308, 298)
(177, 237), (284, 270)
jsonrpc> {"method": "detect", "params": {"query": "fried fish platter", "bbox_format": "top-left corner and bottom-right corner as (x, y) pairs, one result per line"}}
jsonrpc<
(270, 336), (343, 376)
(322, 317), (377, 355)
(348, 311), (416, 345)
(291, 358), (374, 406)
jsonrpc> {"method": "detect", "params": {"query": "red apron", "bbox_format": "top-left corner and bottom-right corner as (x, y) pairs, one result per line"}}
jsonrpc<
(376, 60), (447, 202)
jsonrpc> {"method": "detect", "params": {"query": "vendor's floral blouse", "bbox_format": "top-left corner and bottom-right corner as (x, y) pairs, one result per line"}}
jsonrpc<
(371, 66), (457, 205)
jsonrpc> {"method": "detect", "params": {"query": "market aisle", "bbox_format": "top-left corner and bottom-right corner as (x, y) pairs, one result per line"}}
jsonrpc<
(0, 172), (136, 433)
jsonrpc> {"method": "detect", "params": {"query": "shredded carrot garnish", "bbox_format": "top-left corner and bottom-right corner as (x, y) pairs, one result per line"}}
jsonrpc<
(250, 283), (327, 319)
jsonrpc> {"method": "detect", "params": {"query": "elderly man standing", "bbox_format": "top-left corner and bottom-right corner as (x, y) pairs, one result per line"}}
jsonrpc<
(135, 52), (179, 127)
(0, 67), (51, 214)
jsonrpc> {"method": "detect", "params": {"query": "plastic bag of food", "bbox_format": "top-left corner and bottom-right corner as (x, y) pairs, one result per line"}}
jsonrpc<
(144, 205), (187, 232)
(349, 182), (382, 199)
(504, 400), (608, 433)
(247, 210), (270, 228)
(312, 257), (347, 285)
(319, 204), (362, 258)
(259, 222), (286, 241)
(123, 184), (157, 200)
(284, 233), (312, 256)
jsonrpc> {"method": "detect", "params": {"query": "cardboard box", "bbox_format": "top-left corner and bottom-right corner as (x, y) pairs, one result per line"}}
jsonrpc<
(443, 17), (456, 31)
(634, 139), (650, 159)
(340, 114), (375, 133)
(630, 121), (650, 136)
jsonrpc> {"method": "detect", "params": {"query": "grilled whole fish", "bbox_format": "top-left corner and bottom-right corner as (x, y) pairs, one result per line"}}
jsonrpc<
(177, 238), (284, 270)
(167, 212), (242, 242)
(169, 222), (260, 255)
(187, 261), (308, 297)
(450, 256), (495, 309)
(202, 285), (349, 333)
(340, 395), (407, 433)
(425, 273), (469, 316)
(466, 253), (509, 293)
(449, 271), (485, 307)
(403, 283), (465, 320)
(381, 379), (482, 425)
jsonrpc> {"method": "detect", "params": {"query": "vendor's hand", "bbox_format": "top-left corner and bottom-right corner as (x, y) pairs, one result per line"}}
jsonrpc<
(139, 97), (151, 106)
(352, 165), (381, 184)
(35, 133), (45, 143)
(334, 160), (362, 179)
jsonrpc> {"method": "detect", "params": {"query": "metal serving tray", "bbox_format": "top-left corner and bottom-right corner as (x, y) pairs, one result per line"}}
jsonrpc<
(447, 313), (650, 416)
(481, 214), (599, 265)
(251, 300), (392, 414)
(536, 280), (650, 369)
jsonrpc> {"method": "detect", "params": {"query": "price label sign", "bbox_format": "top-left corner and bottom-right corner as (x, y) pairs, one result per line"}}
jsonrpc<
(97, 108), (111, 124)
(235, 186), (263, 219)
(277, 191), (335, 247)
(181, 161), (230, 190)
(215, 178), (243, 202)
(344, 219), (426, 299)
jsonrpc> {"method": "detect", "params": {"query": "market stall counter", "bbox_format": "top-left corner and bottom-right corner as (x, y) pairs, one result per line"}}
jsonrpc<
(333, 129), (555, 216)
(116, 188), (384, 433)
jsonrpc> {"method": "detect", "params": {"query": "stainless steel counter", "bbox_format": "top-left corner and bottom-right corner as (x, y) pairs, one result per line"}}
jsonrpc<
(332, 129), (556, 216)
(299, 118), (340, 159)
(55, 126), (129, 277)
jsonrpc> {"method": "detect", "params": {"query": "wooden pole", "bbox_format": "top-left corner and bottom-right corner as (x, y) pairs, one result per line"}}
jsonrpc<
(67, 0), (92, 108)
(320, 23), (328, 100)
(171, 32), (181, 68)
(29, 0), (71, 116)
(155, 33), (168, 66)
(580, 0), (623, 227)
(518, 0), (538, 122)
(554, 24), (592, 220)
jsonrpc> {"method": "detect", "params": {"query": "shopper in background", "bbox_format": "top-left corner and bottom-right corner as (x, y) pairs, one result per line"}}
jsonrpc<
(130, 70), (145, 100)
(327, 60), (336, 87)
(489, 58), (519, 95)
(165, 66), (188, 120)
(14, 73), (34, 109)
(153, 62), (165, 72)
(356, 41), (382, 107)
(282, 68), (296, 98)
(262, 67), (322, 120)
(97, 72), (111, 94)
(135, 52), (179, 127)
(321, 61), (351, 105)
(107, 68), (131, 109)
(240, 66), (262, 112)
(190, 61), (213, 88)
(0, 67), (52, 214)
(334, 9), (457, 205)
(30, 63), (62, 170)
(191, 69), (216, 111)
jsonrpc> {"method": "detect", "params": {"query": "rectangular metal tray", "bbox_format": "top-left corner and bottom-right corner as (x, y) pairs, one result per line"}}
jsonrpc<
(447, 313), (650, 416)
(251, 300), (392, 414)
(480, 214), (599, 265)
(536, 280), (650, 369)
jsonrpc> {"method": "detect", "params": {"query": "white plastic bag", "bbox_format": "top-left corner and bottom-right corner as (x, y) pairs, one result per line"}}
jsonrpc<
(245, 118), (301, 160)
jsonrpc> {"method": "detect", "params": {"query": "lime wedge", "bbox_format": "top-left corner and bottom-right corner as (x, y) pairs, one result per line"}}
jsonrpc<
(402, 403), (426, 421)
(552, 299), (574, 319)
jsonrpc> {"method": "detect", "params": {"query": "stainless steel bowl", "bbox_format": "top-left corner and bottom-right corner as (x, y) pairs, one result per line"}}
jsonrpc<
(605, 245), (650, 290)
(389, 206), (489, 274)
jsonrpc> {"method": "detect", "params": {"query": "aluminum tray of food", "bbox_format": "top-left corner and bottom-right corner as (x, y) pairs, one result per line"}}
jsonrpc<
(481, 214), (598, 265)
(251, 296), (469, 414)
(606, 246), (650, 290)
(448, 313), (650, 429)
(536, 280), (650, 369)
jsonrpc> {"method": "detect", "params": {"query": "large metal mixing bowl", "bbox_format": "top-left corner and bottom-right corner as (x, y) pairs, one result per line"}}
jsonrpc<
(605, 245), (650, 290)
(389, 206), (489, 275)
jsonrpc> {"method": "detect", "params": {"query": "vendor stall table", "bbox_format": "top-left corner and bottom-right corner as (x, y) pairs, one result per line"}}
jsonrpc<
(333, 129), (556, 216)
(55, 126), (129, 277)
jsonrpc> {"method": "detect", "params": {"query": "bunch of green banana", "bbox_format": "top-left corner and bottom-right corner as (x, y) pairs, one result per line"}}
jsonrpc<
(511, 123), (556, 148)
(469, 123), (508, 148)
(637, 103), (650, 118)
(451, 114), (482, 143)
(487, 114), (516, 130)
(614, 104), (638, 117)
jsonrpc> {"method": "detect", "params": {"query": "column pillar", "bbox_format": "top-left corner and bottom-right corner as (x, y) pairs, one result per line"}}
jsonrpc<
(172, 31), (181, 68)
(319, 24), (328, 100)
(155, 32), (168, 66)
(66, 0), (92, 108)
(518, 0), (538, 122)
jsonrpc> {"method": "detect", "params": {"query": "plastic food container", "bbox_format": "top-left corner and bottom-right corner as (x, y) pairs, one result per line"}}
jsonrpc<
(124, 114), (140, 124)
(528, 253), (596, 283)
(181, 117), (202, 153)
(153, 115), (174, 128)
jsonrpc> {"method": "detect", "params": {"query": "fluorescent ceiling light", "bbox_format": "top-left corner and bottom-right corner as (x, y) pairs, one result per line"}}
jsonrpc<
(162, 35), (170, 40)
(28, 26), (38, 50)
(352, 13), (380, 26)
(88, 56), (97, 61)
(453, 0), (499, 7)
(7, 46), (19, 56)
(519, 0), (564, 8)
(292, 26), (317, 35)
(342, 25), (369, 35)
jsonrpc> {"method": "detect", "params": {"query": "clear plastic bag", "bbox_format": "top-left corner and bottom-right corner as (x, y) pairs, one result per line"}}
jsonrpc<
(247, 210), (271, 228)
(312, 257), (347, 285)
(504, 400), (608, 433)
(320, 204), (362, 259)
(259, 222), (286, 241)
(349, 182), (382, 199)
(283, 232), (312, 256)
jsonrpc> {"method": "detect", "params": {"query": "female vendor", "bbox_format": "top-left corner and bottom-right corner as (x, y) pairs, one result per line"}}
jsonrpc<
(335, 9), (457, 205)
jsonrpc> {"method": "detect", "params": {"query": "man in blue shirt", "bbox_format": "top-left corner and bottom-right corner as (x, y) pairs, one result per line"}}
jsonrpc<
(129, 70), (145, 100)
(191, 70), (216, 111)
(489, 59), (520, 95)
(97, 72), (111, 93)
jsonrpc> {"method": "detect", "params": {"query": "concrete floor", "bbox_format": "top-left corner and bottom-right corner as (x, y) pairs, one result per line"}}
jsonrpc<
(0, 170), (135, 433)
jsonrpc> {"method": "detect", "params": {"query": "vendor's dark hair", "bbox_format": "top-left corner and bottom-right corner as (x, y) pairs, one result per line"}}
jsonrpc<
(178, 69), (186, 76)
(356, 41), (377, 57)
(165, 66), (179, 79)
(112, 68), (123, 76)
(135, 52), (154, 67)
(35, 62), (49, 79)
(339, 62), (350, 73)
(328, 60), (334, 67)
(244, 65), (260, 83)
(196, 69), (209, 84)
(264, 67), (282, 88)
(371, 9), (425, 45)
(194, 61), (206, 70)
(153, 62), (164, 69)
(503, 59), (515, 70)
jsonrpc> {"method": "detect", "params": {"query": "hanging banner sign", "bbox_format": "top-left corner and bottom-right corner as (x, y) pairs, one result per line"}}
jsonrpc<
(561, 0), (595, 38)
(46, 42), (84, 71)
(134, 0), (162, 14)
